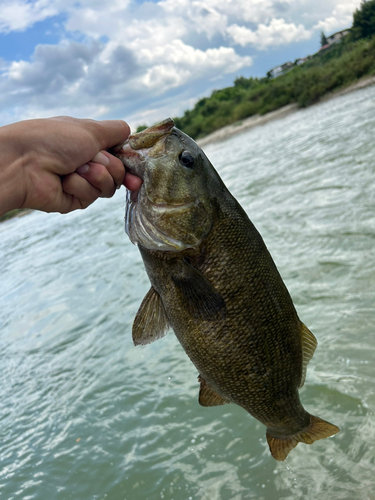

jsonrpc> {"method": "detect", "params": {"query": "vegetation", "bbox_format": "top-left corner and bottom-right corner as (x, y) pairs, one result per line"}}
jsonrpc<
(173, 36), (375, 139)
(352, 0), (375, 40)
(0, 208), (30, 223)
(136, 124), (147, 133)
(320, 31), (328, 46)
(171, 0), (375, 140)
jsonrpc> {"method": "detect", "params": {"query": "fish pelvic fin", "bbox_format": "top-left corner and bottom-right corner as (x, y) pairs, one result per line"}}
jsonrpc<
(132, 286), (170, 345)
(266, 414), (340, 461)
(198, 375), (231, 407)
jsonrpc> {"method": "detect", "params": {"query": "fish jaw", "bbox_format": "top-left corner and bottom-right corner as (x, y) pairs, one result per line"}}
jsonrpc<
(128, 118), (175, 150)
(117, 121), (207, 252)
(116, 118), (174, 179)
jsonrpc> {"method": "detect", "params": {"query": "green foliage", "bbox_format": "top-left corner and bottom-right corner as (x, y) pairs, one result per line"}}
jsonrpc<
(352, 0), (375, 40)
(174, 36), (375, 139)
(0, 209), (30, 223)
(320, 31), (328, 46)
(135, 124), (148, 133)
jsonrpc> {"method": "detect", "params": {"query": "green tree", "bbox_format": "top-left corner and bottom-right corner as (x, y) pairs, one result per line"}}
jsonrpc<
(136, 124), (147, 133)
(320, 31), (328, 46)
(352, 0), (375, 39)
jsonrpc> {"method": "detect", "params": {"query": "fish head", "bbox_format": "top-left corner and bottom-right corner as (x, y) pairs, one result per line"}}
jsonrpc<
(117, 118), (223, 252)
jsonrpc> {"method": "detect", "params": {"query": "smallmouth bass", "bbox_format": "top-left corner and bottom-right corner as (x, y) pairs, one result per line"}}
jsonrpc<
(116, 118), (339, 461)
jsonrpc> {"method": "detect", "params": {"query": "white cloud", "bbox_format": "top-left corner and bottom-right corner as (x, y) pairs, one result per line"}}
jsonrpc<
(140, 42), (252, 92)
(0, 33), (251, 125)
(227, 18), (312, 49)
(0, 0), (365, 127)
(313, 0), (361, 34)
(0, 0), (57, 32)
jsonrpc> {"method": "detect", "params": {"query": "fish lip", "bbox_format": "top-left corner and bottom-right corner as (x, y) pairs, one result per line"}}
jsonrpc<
(115, 141), (146, 180)
(148, 200), (195, 211)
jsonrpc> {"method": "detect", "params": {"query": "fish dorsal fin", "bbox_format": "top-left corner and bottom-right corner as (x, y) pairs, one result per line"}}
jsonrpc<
(198, 375), (230, 406)
(172, 260), (227, 321)
(132, 286), (170, 346)
(299, 322), (318, 388)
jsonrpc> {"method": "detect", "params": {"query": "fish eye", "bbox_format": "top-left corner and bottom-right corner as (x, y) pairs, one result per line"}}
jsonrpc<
(179, 151), (195, 169)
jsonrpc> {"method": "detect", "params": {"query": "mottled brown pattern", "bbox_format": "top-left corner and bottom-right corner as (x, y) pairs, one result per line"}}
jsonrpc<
(119, 120), (339, 460)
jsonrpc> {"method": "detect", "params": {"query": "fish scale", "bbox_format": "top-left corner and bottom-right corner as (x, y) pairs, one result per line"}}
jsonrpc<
(116, 118), (339, 461)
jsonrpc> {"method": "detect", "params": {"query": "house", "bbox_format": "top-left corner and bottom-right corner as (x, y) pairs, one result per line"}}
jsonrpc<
(296, 57), (308, 65)
(268, 61), (293, 78)
(319, 43), (330, 52)
(327, 29), (350, 45)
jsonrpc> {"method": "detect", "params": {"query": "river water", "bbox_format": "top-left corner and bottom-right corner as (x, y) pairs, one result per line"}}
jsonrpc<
(1, 85), (375, 500)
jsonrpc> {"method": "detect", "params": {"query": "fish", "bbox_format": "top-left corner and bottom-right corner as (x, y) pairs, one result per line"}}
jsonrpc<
(116, 118), (339, 461)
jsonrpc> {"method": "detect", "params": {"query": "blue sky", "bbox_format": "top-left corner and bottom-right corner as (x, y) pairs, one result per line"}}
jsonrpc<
(0, 0), (361, 130)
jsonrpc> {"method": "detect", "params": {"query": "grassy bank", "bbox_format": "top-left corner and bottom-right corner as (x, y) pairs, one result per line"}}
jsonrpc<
(0, 208), (31, 223)
(174, 35), (375, 140)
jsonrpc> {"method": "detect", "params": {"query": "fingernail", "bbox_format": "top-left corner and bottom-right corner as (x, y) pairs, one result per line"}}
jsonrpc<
(76, 164), (90, 174)
(92, 151), (109, 166)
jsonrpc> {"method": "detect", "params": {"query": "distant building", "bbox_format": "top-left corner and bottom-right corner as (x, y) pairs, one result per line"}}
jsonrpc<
(319, 43), (330, 52)
(319, 29), (350, 52)
(295, 57), (308, 65)
(268, 61), (293, 78)
(327, 29), (350, 45)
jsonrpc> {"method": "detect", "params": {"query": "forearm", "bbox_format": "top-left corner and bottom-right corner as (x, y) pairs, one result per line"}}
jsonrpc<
(0, 124), (27, 217)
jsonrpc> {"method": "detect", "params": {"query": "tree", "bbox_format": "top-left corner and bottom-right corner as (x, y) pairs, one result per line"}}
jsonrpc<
(352, 0), (375, 40)
(136, 124), (147, 133)
(320, 31), (328, 46)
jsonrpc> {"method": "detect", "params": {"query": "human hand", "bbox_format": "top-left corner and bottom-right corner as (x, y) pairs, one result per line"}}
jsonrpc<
(0, 116), (142, 216)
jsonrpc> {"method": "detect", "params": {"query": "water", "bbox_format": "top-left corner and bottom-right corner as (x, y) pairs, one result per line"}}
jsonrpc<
(1, 85), (375, 500)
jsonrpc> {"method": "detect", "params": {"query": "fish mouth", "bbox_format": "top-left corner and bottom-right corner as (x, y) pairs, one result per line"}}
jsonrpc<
(117, 118), (199, 251)
(115, 118), (175, 178)
(148, 200), (195, 211)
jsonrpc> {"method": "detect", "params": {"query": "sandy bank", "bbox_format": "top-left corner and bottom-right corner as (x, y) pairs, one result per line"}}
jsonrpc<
(197, 75), (375, 148)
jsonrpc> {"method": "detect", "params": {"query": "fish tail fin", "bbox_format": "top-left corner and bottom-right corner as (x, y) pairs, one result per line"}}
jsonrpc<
(266, 414), (340, 461)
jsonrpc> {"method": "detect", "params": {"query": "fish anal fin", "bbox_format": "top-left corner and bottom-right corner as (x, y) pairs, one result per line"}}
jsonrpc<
(266, 414), (340, 461)
(132, 286), (170, 346)
(299, 322), (318, 388)
(198, 375), (230, 407)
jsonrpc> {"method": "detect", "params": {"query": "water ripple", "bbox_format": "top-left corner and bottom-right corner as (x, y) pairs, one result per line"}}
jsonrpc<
(1, 85), (375, 499)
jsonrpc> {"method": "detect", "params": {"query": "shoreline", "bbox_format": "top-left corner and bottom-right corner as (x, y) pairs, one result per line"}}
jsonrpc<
(2, 75), (375, 223)
(197, 75), (375, 148)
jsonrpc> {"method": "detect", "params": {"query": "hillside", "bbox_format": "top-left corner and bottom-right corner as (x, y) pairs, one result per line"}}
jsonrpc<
(173, 34), (375, 140)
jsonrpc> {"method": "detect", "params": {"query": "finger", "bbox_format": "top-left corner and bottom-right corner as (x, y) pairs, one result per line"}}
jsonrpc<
(62, 172), (101, 203)
(76, 162), (118, 198)
(124, 171), (143, 191)
(85, 119), (130, 151)
(93, 150), (126, 189)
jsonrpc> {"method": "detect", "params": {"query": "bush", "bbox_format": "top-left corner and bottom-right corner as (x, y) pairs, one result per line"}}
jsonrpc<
(172, 35), (375, 139)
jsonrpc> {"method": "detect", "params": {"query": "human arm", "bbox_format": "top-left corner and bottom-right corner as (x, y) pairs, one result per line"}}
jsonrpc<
(0, 116), (142, 217)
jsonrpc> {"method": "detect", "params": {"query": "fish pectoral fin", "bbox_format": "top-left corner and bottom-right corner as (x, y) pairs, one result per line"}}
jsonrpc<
(198, 375), (230, 406)
(171, 260), (227, 321)
(132, 286), (170, 346)
(299, 322), (318, 388)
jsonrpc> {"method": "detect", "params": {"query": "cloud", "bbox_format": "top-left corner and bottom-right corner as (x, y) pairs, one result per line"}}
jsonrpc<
(227, 18), (312, 49)
(0, 0), (364, 127)
(313, 0), (361, 33)
(0, 32), (251, 127)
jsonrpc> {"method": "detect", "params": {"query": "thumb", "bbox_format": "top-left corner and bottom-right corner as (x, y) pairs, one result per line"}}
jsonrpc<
(86, 119), (131, 150)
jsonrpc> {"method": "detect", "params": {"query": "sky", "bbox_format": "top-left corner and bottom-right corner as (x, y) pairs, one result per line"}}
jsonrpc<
(0, 0), (362, 130)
